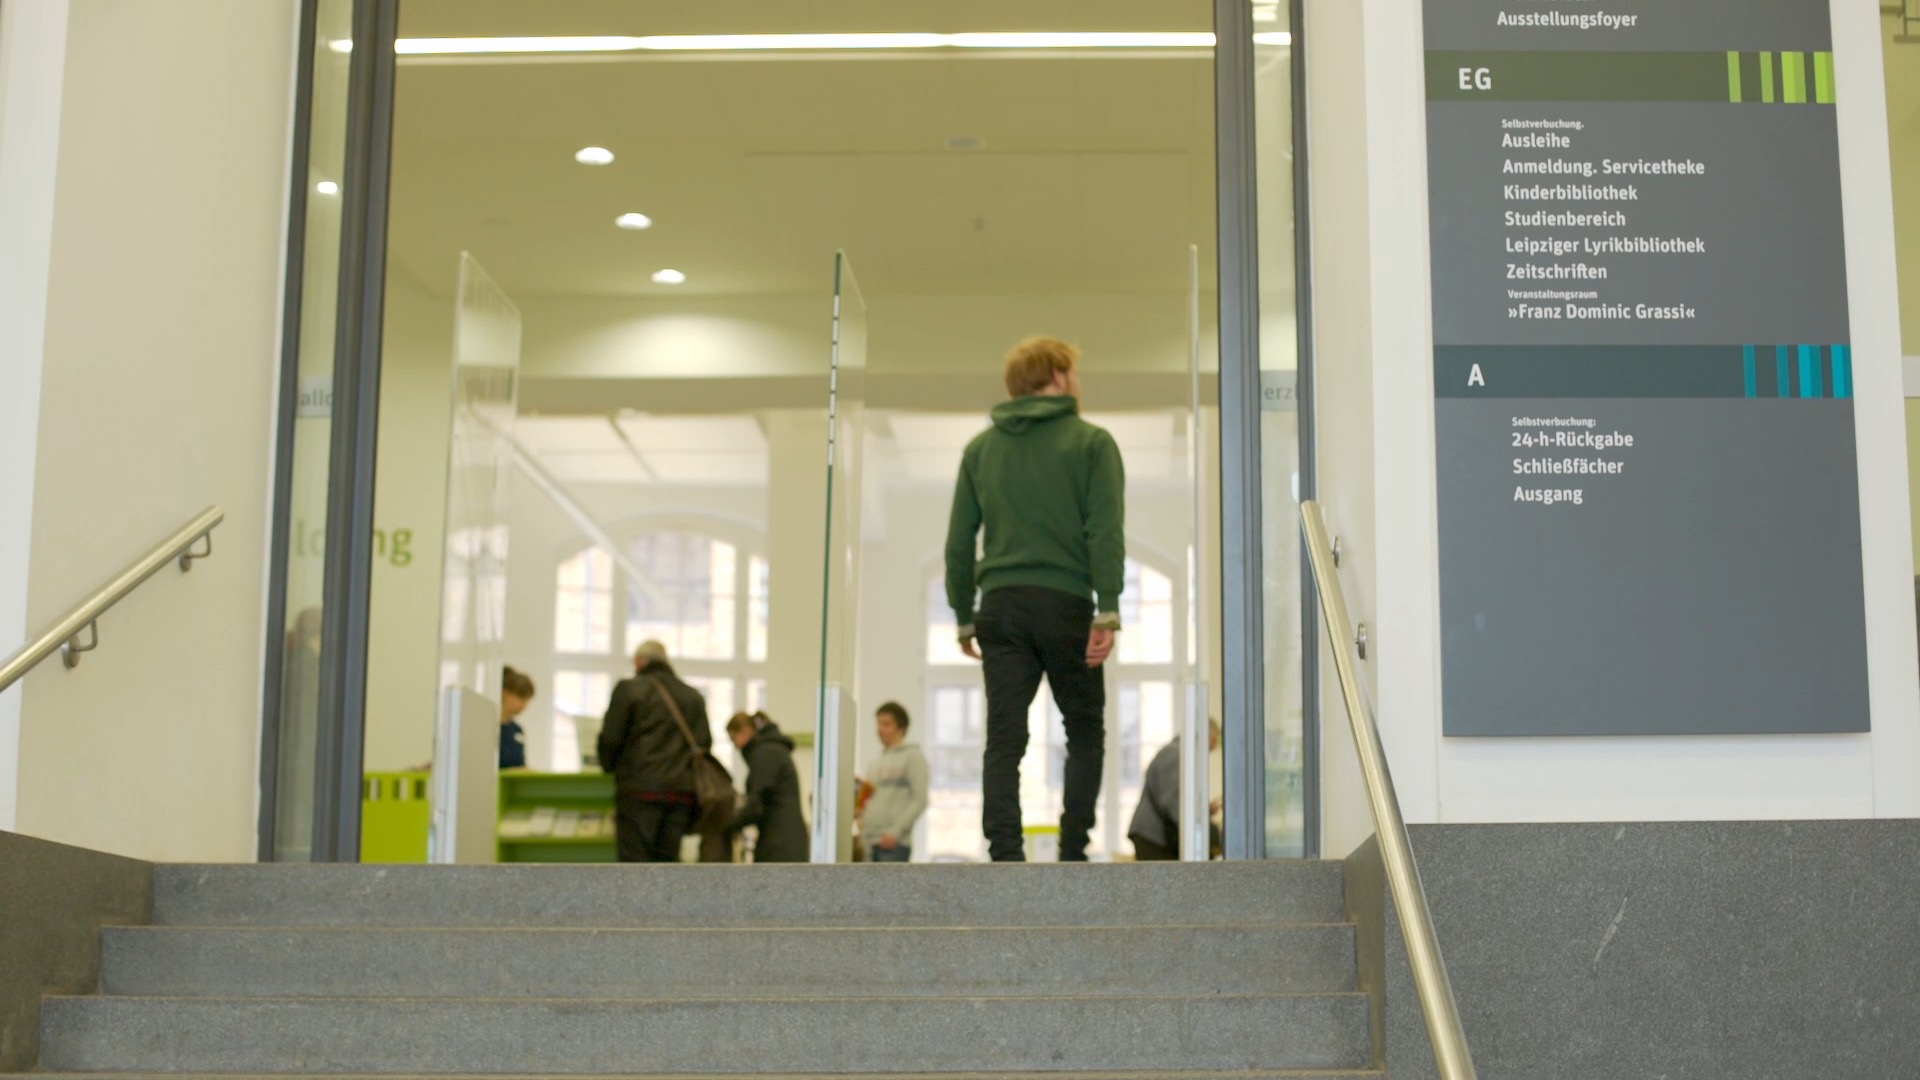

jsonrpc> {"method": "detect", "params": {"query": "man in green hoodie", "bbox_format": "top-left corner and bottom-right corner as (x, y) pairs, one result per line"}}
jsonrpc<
(946, 336), (1125, 862)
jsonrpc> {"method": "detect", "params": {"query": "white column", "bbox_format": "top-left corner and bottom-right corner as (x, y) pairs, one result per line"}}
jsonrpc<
(0, 0), (72, 832)
(761, 409), (830, 829)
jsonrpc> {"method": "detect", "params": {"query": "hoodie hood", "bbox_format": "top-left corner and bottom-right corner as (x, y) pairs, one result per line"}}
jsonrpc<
(749, 722), (796, 752)
(990, 394), (1078, 435)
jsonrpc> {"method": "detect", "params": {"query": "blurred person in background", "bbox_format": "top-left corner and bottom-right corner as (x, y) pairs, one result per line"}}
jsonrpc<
(860, 702), (928, 863)
(499, 666), (535, 770)
(727, 711), (809, 863)
(599, 640), (710, 863)
(1128, 718), (1223, 861)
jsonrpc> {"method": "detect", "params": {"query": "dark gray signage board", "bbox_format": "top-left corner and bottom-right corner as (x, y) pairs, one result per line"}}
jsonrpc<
(1425, 0), (1870, 736)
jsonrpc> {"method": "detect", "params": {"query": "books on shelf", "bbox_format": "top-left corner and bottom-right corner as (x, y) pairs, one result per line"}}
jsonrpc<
(497, 805), (616, 842)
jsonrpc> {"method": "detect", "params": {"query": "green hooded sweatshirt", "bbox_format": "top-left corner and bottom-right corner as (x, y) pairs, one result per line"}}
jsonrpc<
(945, 394), (1126, 634)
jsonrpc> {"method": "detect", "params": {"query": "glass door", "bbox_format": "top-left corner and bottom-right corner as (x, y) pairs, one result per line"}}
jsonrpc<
(427, 253), (520, 863)
(1181, 243), (1218, 860)
(812, 251), (867, 862)
(262, 0), (361, 861)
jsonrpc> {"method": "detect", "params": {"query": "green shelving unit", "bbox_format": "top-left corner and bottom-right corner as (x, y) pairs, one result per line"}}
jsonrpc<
(497, 771), (617, 863)
(362, 771), (431, 863)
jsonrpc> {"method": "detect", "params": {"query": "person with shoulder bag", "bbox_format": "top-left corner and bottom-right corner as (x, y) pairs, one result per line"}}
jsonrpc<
(597, 640), (734, 862)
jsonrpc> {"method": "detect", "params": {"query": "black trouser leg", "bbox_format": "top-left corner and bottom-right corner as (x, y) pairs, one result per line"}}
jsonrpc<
(977, 592), (1046, 863)
(648, 803), (692, 862)
(615, 798), (655, 863)
(1038, 605), (1105, 862)
(616, 799), (693, 863)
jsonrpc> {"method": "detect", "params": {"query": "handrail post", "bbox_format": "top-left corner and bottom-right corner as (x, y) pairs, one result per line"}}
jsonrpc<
(1301, 500), (1477, 1080)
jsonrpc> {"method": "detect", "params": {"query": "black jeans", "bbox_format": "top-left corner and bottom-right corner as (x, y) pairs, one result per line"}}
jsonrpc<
(976, 586), (1106, 862)
(615, 797), (695, 863)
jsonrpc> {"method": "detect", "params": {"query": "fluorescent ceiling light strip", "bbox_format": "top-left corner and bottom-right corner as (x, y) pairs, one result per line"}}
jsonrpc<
(947, 32), (1216, 48)
(633, 33), (949, 51)
(334, 32), (1292, 56)
(398, 35), (646, 55)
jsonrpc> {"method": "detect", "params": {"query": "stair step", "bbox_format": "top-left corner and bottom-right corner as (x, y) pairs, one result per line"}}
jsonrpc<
(101, 924), (1356, 998)
(7, 1073), (1387, 1079)
(39, 994), (1374, 1074)
(151, 862), (1346, 928)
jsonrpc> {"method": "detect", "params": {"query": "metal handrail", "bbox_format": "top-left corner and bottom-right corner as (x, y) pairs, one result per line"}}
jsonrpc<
(0, 506), (225, 694)
(1301, 500), (1477, 1080)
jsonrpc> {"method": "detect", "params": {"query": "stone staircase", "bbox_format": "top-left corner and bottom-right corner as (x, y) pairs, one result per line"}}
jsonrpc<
(19, 861), (1381, 1077)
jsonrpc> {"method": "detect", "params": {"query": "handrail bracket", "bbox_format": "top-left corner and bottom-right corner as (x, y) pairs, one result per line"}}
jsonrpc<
(179, 531), (214, 572)
(62, 621), (100, 670)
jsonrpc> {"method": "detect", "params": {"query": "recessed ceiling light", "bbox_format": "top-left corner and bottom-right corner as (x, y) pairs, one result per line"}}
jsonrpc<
(1252, 31), (1292, 46)
(651, 269), (686, 285)
(575, 146), (615, 166)
(315, 180), (340, 195)
(615, 212), (653, 230)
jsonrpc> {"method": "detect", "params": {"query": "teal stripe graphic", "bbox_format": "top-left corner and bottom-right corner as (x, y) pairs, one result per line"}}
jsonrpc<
(1799, 344), (1819, 398)
(1743, 345), (1757, 397)
(1832, 344), (1851, 398)
(1776, 345), (1791, 398)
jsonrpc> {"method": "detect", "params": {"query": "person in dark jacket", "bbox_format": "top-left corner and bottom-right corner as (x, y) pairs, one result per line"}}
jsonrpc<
(726, 712), (810, 863)
(1128, 718), (1223, 861)
(498, 666), (535, 770)
(598, 640), (711, 863)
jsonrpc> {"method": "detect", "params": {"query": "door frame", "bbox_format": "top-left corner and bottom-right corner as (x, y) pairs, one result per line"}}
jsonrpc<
(259, 0), (1318, 861)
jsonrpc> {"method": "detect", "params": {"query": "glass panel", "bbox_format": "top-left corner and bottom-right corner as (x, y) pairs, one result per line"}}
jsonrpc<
(436, 254), (521, 702)
(1253, 0), (1308, 857)
(271, 0), (353, 861)
(813, 250), (867, 861)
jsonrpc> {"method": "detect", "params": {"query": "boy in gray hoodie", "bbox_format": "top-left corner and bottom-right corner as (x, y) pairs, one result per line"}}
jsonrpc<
(861, 702), (929, 862)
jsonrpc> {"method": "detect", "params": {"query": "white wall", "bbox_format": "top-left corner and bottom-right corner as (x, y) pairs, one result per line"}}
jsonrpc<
(1310, 0), (1920, 846)
(360, 266), (455, 773)
(517, 291), (1213, 381)
(1303, 0), (1384, 858)
(1886, 10), (1920, 357)
(0, 0), (70, 832)
(10, 0), (297, 861)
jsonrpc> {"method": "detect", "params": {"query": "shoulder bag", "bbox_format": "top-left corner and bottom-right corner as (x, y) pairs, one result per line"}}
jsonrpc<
(650, 676), (737, 835)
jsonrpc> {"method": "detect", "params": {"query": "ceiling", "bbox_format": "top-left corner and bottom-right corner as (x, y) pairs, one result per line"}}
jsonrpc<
(384, 0), (1220, 301)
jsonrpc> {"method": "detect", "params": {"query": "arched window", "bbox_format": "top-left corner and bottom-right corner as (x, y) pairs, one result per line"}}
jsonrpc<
(549, 525), (770, 771)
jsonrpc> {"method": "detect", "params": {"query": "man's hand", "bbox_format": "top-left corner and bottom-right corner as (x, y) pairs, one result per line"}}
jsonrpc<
(1087, 627), (1115, 668)
(960, 637), (982, 660)
(879, 833), (899, 850)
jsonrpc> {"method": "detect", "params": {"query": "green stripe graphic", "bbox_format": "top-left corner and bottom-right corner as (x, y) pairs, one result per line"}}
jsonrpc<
(1727, 51), (1742, 102)
(1784, 51), (1806, 103)
(1760, 51), (1775, 102)
(1814, 51), (1836, 104)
